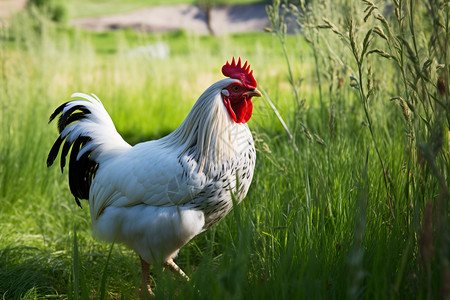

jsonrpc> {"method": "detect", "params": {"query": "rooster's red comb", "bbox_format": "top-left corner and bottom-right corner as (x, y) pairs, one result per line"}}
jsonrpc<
(222, 57), (257, 89)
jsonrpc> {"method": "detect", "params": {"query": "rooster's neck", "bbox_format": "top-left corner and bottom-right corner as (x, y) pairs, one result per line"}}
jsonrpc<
(161, 79), (247, 175)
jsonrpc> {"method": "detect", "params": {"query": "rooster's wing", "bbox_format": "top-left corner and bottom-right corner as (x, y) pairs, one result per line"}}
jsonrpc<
(89, 141), (206, 220)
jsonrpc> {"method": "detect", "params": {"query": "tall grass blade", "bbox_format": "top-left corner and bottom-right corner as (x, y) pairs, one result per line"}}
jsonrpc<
(72, 229), (80, 300)
(72, 228), (88, 299)
(99, 242), (115, 300)
(260, 87), (298, 152)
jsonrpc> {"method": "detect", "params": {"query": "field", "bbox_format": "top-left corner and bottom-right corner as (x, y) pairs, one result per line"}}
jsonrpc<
(0, 0), (449, 299)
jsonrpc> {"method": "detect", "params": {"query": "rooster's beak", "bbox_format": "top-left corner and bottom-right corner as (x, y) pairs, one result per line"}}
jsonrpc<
(245, 89), (262, 98)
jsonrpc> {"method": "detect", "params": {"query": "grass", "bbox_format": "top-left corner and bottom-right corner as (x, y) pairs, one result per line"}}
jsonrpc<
(0, 0), (449, 299)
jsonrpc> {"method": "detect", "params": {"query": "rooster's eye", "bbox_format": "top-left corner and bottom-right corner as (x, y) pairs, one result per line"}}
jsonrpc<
(231, 85), (240, 92)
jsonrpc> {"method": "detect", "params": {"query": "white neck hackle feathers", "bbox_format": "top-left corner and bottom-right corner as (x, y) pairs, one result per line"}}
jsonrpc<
(161, 78), (243, 174)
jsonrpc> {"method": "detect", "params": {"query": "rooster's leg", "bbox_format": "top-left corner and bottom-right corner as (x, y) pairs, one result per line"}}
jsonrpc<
(164, 258), (190, 281)
(140, 256), (155, 297)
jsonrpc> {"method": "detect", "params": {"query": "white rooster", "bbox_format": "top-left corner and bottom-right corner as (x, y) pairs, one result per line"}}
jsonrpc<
(47, 58), (261, 295)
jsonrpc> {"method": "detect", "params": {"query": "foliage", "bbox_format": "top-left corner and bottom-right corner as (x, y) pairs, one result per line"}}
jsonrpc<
(267, 0), (449, 298)
(26, 0), (69, 24)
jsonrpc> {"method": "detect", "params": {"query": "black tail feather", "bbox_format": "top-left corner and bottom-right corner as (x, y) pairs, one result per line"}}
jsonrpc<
(47, 101), (99, 207)
(60, 140), (72, 172)
(57, 105), (90, 133)
(48, 102), (67, 124)
(67, 136), (98, 207)
(47, 137), (63, 167)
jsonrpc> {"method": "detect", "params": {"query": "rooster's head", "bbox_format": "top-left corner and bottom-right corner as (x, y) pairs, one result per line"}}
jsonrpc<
(221, 58), (261, 124)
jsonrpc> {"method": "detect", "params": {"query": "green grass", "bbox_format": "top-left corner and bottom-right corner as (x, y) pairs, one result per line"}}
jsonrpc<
(0, 1), (449, 299)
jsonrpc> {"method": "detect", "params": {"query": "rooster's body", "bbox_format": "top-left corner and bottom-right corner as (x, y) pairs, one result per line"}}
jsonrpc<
(47, 58), (260, 295)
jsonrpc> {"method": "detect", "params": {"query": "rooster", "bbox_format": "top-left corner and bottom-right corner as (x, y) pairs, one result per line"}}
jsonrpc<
(47, 58), (261, 295)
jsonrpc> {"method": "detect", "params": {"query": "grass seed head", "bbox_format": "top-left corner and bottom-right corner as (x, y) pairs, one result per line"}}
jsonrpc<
(350, 75), (359, 89)
(362, 29), (373, 58)
(390, 97), (411, 124)
(314, 134), (327, 147)
(299, 121), (313, 140)
(364, 6), (376, 22)
(375, 13), (394, 38)
(322, 17), (343, 38)
(367, 65), (373, 92)
(373, 26), (388, 40)
(399, 37), (417, 62)
(362, 0), (375, 5)
(367, 49), (391, 59)
(348, 19), (359, 60)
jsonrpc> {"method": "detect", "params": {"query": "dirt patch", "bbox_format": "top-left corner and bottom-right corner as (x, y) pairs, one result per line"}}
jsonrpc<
(71, 3), (270, 35)
(0, 0), (27, 19)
